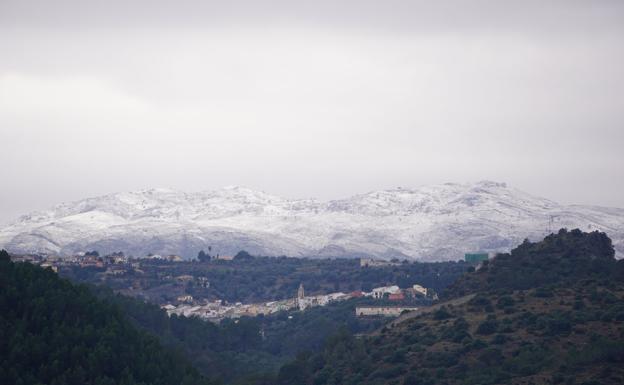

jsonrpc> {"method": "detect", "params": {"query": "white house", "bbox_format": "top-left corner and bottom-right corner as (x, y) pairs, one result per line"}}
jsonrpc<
(412, 284), (427, 296)
(371, 285), (400, 299)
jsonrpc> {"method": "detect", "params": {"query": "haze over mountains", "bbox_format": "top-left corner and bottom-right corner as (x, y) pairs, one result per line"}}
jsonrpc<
(1, 181), (623, 261)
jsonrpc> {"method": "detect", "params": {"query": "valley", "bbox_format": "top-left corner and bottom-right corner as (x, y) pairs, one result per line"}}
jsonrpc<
(13, 251), (465, 321)
(3, 229), (623, 384)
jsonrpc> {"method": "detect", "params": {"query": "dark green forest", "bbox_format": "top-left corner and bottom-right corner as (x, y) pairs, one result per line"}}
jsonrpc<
(0, 250), (213, 385)
(2, 249), (466, 385)
(0, 249), (390, 384)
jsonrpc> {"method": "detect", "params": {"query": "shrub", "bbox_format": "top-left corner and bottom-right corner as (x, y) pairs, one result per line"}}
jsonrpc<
(469, 295), (492, 308)
(566, 337), (624, 366)
(425, 351), (460, 368)
(496, 296), (515, 309)
(503, 344), (551, 376)
(433, 306), (452, 320)
(476, 319), (499, 335)
(491, 334), (507, 345)
(371, 364), (407, 380)
(479, 348), (504, 365)
(465, 339), (488, 351)
(453, 317), (469, 331)
(534, 287), (554, 298)
(386, 349), (407, 364)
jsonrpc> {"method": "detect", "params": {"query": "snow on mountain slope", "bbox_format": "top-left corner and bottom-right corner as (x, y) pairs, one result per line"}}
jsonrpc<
(1, 181), (622, 261)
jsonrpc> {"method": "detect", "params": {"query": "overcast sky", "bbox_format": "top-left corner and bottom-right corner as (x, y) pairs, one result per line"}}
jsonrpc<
(1, 0), (623, 224)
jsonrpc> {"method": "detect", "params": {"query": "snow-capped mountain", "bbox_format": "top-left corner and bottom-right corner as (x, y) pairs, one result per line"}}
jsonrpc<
(1, 181), (623, 261)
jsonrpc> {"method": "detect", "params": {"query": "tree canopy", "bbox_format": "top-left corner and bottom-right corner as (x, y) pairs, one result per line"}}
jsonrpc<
(0, 250), (214, 385)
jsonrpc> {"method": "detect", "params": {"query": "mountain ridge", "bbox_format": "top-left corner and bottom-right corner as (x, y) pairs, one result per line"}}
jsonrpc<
(2, 181), (623, 260)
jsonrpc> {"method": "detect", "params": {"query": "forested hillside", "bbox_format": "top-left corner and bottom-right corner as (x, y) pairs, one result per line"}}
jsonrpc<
(272, 230), (624, 385)
(0, 250), (213, 385)
(446, 229), (622, 298)
(6, 229), (622, 385)
(1, 248), (462, 384)
(63, 256), (467, 304)
(93, 286), (386, 383)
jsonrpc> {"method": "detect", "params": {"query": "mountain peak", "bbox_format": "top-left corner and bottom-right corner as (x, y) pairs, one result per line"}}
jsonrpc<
(1, 182), (622, 259)
(474, 180), (508, 188)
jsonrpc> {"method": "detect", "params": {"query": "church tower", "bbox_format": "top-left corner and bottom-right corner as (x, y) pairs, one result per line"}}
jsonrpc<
(296, 283), (305, 309)
(297, 283), (305, 300)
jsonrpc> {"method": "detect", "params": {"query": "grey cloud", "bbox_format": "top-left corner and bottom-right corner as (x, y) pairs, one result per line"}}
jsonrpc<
(0, 0), (623, 224)
(1, 0), (623, 36)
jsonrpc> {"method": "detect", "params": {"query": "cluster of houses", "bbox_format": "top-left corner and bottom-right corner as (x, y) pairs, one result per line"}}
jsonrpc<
(9, 253), (127, 271)
(359, 258), (402, 268)
(163, 283), (355, 322)
(8, 251), (187, 275)
(349, 284), (432, 317)
(162, 282), (433, 322)
(165, 297), (299, 321)
(142, 253), (184, 262)
(11, 252), (434, 321)
(364, 283), (431, 300)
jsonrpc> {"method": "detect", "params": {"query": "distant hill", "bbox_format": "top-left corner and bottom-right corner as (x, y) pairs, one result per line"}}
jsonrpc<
(0, 250), (214, 385)
(272, 230), (624, 385)
(445, 228), (622, 298)
(1, 181), (623, 260)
